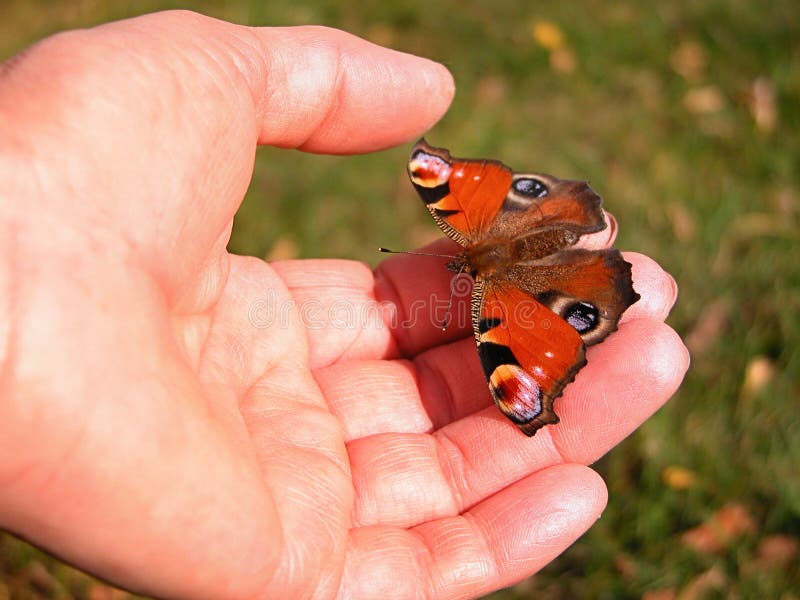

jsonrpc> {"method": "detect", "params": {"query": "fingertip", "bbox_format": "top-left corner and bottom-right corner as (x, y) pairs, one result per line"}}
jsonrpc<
(600, 318), (689, 399)
(531, 464), (609, 524)
(472, 464), (607, 577)
(521, 466), (607, 549)
(248, 25), (455, 153)
(581, 465), (610, 514)
(623, 252), (679, 322)
(551, 318), (688, 464)
(580, 211), (618, 250)
(641, 319), (691, 388)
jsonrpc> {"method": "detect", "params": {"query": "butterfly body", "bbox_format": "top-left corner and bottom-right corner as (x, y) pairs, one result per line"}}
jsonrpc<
(407, 140), (639, 436)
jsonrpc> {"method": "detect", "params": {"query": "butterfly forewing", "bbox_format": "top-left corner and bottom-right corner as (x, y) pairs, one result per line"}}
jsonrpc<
(408, 140), (512, 243)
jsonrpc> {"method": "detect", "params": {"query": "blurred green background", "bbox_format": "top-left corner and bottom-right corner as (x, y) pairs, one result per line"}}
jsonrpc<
(2, 0), (798, 598)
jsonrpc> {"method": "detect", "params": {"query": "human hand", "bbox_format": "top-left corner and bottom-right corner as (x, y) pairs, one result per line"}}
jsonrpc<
(0, 11), (688, 599)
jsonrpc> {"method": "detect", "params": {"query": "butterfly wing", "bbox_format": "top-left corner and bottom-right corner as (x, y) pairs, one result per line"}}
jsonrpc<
(408, 139), (512, 245)
(474, 281), (586, 436)
(408, 139), (609, 249)
(506, 248), (640, 346)
(407, 140), (640, 436)
(474, 248), (639, 436)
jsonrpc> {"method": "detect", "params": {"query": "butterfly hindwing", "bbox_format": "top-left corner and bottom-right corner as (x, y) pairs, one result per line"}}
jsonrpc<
(505, 248), (640, 346)
(473, 281), (587, 436)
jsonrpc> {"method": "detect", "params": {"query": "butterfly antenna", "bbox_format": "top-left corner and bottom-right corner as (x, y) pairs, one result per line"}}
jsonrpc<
(440, 295), (453, 331)
(378, 247), (458, 260)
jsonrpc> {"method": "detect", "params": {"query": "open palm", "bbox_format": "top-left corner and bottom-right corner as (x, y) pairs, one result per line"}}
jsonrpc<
(0, 12), (688, 599)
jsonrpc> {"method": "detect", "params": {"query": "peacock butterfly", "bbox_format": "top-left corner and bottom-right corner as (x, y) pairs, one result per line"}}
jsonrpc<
(407, 140), (639, 436)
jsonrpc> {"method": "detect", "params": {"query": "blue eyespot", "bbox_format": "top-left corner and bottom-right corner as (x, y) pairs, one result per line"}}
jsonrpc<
(512, 178), (548, 198)
(565, 301), (599, 333)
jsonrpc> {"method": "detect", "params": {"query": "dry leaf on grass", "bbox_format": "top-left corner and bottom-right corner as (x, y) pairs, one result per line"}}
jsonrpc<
(755, 534), (799, 570)
(266, 236), (299, 261)
(613, 552), (637, 581)
(749, 77), (777, 133)
(682, 503), (757, 554)
(685, 299), (729, 356)
(662, 465), (699, 490)
(475, 75), (507, 106)
(666, 202), (696, 242)
(643, 588), (677, 600)
(670, 40), (707, 82)
(678, 565), (727, 600)
(530, 20), (564, 50)
(88, 581), (134, 600)
(740, 355), (777, 402)
(683, 86), (725, 114)
(550, 47), (577, 74)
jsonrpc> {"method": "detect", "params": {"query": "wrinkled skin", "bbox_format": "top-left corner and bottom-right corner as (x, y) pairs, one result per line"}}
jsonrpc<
(0, 11), (688, 599)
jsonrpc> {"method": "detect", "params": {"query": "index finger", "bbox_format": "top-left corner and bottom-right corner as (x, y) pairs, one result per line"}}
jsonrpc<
(1, 12), (454, 154)
(1, 11), (455, 299)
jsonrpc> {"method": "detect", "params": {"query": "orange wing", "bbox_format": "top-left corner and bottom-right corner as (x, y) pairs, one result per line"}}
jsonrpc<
(488, 176), (607, 243)
(504, 248), (640, 346)
(408, 140), (608, 248)
(408, 139), (512, 244)
(474, 281), (586, 436)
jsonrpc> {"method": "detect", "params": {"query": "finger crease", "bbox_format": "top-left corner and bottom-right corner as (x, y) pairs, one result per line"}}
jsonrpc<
(373, 267), (413, 357)
(413, 353), (457, 427)
(433, 428), (471, 513)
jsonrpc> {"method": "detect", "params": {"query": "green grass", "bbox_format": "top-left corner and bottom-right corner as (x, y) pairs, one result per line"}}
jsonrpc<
(2, 0), (799, 597)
